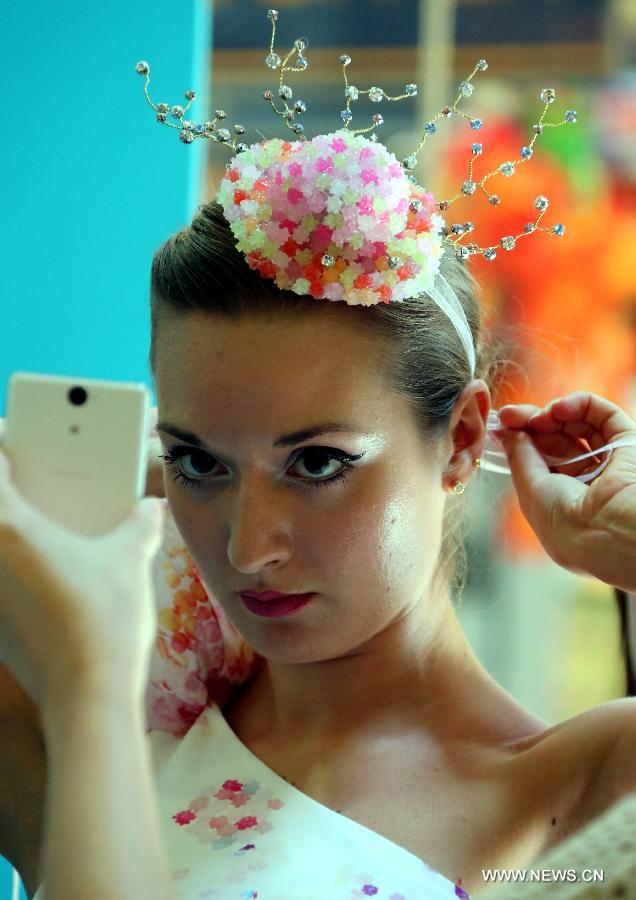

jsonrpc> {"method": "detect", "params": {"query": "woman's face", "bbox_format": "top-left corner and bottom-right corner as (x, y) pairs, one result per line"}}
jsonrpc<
(153, 307), (453, 663)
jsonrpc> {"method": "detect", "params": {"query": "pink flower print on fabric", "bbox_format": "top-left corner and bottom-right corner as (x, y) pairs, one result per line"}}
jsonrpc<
(145, 514), (264, 735)
(171, 777), (285, 851)
(350, 873), (406, 899)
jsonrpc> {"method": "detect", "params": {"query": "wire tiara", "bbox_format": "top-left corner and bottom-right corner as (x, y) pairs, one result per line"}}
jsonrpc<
(136, 8), (576, 264)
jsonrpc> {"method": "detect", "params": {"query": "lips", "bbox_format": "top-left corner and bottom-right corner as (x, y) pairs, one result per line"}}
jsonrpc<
(239, 591), (317, 618)
(240, 590), (312, 603)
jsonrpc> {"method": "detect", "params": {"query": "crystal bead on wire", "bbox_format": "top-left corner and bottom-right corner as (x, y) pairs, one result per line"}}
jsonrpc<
(456, 246), (470, 260)
(402, 155), (417, 170)
(171, 105), (185, 119)
(442, 106), (453, 117)
(369, 87), (384, 102)
(451, 224), (466, 235)
(470, 118), (483, 130)
(424, 121), (437, 135)
(471, 143), (483, 155)
(372, 114), (384, 125)
(279, 85), (293, 100)
(157, 102), (169, 114)
(388, 256), (400, 269)
(156, 111), (167, 122)
(135, 60), (149, 75)
(410, 199), (423, 212)
(294, 99), (307, 113)
(340, 54), (352, 66)
(340, 109), (353, 123)
(234, 124), (246, 134)
(179, 130), (194, 144)
(500, 161), (515, 176)
(459, 81), (474, 97)
(464, 221), (475, 232)
(267, 8), (278, 21)
(294, 37), (308, 51)
(535, 195), (549, 211)
(488, 194), (501, 206)
(501, 236), (516, 250)
(291, 123), (304, 134)
(296, 57), (308, 71)
(236, 142), (249, 153)
(405, 83), (418, 96)
(553, 223), (566, 236)
(462, 180), (477, 195)
(214, 128), (231, 143)
(266, 52), (282, 69)
(524, 222), (536, 233)
(533, 123), (544, 134)
(484, 247), (497, 260)
(520, 146), (533, 160)
(184, 90), (195, 101)
(215, 109), (227, 119)
(565, 110), (577, 123)
(346, 85), (359, 101)
(476, 59), (488, 71)
(540, 88), (556, 104)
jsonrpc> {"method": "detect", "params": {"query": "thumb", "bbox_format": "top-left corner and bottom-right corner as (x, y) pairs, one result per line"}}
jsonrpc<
(108, 498), (166, 554)
(498, 429), (550, 496)
(498, 428), (586, 518)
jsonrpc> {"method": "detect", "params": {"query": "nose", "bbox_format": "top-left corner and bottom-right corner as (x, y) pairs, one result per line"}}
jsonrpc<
(225, 472), (293, 575)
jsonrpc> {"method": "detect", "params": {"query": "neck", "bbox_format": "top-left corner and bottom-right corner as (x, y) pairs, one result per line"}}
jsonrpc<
(231, 592), (542, 750)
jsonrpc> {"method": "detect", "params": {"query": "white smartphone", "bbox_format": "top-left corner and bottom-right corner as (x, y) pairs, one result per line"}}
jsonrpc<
(4, 372), (152, 536)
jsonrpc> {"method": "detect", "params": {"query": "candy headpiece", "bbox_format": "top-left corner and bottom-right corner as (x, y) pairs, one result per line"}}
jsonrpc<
(135, 8), (576, 381)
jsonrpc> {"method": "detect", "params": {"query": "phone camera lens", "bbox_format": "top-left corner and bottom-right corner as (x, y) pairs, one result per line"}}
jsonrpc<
(68, 386), (88, 406)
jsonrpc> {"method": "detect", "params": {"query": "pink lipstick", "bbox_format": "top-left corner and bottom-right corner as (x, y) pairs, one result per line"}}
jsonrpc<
(239, 590), (316, 617)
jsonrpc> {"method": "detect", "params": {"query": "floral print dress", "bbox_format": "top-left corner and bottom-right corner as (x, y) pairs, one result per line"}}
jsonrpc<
(33, 502), (470, 900)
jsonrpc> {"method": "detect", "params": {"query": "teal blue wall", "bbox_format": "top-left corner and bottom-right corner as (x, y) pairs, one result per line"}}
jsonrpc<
(0, 0), (210, 895)
(0, 0), (210, 415)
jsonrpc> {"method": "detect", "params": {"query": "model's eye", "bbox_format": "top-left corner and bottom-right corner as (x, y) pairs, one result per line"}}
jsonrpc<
(159, 448), (219, 489)
(292, 449), (347, 479)
(160, 445), (365, 492)
(289, 447), (365, 490)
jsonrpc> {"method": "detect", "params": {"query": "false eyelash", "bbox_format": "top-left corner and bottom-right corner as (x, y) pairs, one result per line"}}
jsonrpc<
(159, 446), (364, 492)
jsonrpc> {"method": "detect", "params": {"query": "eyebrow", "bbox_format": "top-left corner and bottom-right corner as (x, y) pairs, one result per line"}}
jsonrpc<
(156, 422), (371, 449)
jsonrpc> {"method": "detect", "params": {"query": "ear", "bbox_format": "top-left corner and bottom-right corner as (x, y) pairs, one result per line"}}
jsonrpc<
(441, 379), (491, 493)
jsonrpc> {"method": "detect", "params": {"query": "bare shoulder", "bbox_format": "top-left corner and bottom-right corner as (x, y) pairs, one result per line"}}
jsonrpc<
(509, 698), (636, 832)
